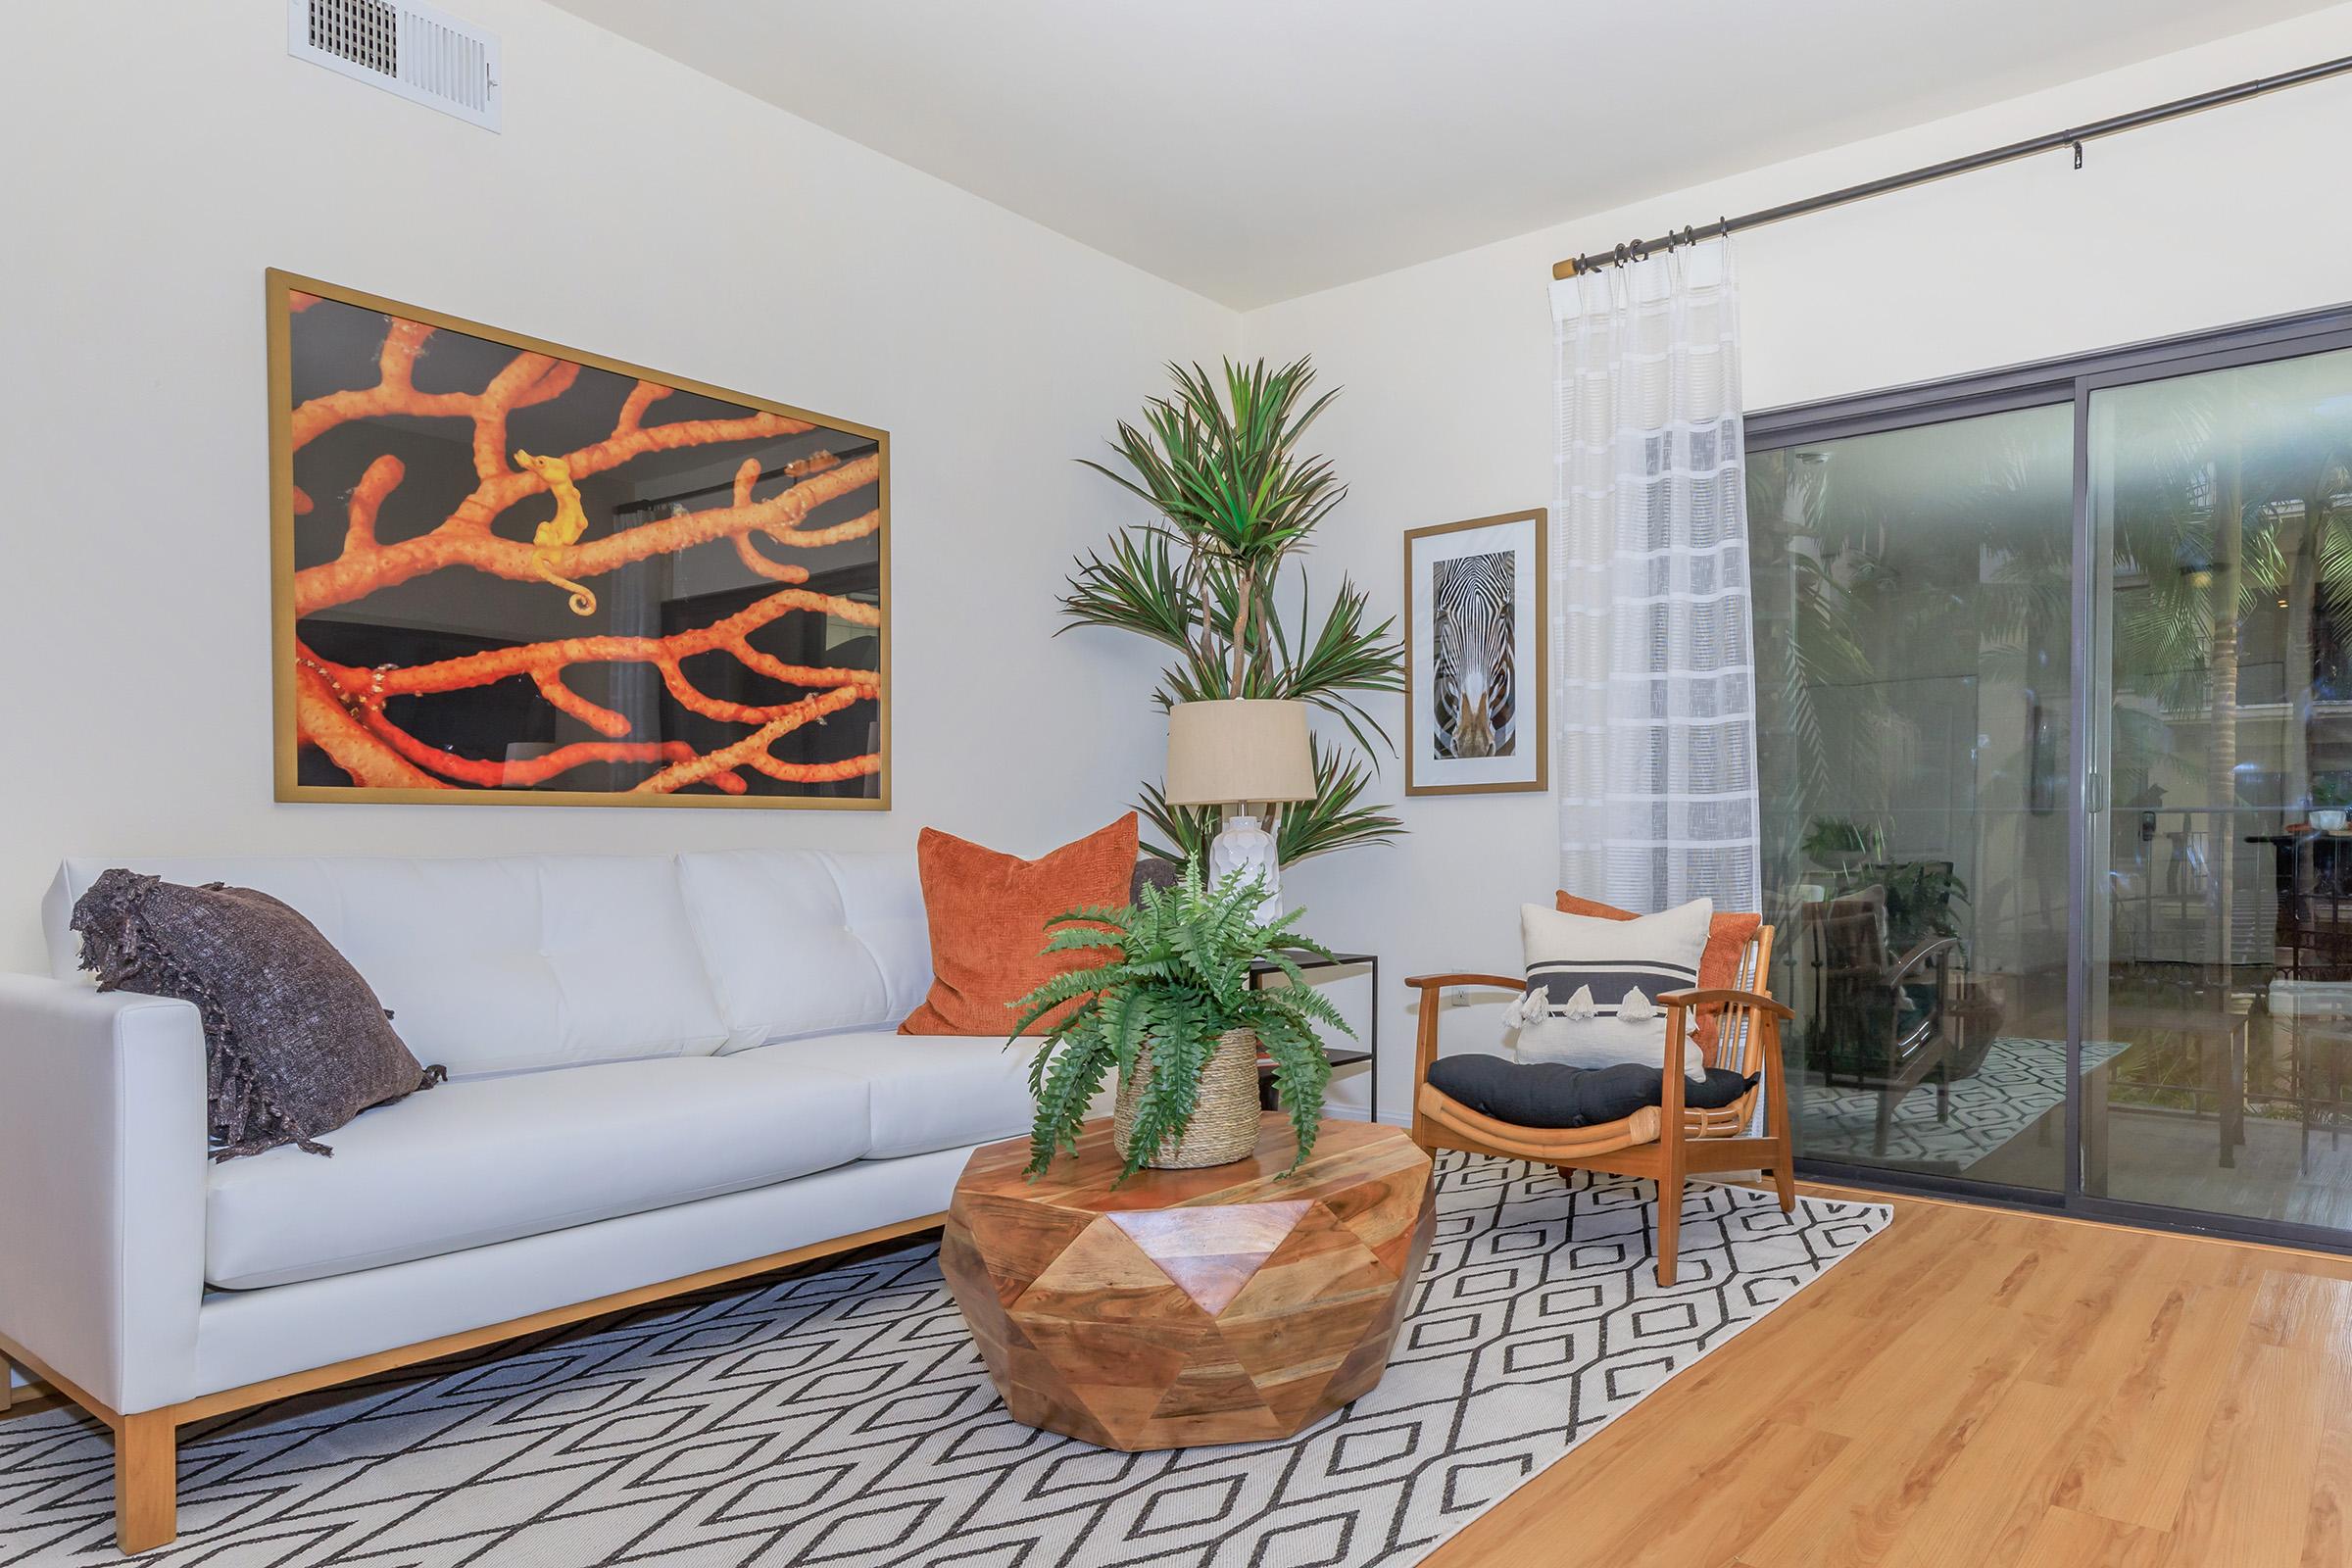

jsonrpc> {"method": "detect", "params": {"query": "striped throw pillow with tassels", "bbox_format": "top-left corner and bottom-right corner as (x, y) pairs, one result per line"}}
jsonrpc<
(1505, 898), (1714, 1082)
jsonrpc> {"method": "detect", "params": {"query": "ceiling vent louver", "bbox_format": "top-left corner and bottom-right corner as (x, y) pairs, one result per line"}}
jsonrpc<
(288, 0), (501, 131)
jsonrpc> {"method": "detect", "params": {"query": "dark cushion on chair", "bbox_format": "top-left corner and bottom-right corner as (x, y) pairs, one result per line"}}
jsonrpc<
(1426, 1053), (1756, 1130)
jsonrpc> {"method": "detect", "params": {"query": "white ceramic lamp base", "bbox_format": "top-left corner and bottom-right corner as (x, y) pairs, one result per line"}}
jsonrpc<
(1207, 813), (1284, 923)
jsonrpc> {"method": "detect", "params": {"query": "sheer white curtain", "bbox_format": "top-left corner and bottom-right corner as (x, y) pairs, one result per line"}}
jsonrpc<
(1551, 238), (1760, 914)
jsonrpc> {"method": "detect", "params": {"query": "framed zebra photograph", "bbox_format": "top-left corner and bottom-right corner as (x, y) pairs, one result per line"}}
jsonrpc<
(1403, 509), (1546, 796)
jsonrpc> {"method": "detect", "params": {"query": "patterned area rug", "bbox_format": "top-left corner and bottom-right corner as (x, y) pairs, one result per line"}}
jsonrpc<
(0, 1155), (1886, 1566)
(1796, 1037), (2131, 1171)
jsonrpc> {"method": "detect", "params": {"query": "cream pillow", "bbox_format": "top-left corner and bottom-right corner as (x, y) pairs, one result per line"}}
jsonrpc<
(1504, 898), (1713, 1081)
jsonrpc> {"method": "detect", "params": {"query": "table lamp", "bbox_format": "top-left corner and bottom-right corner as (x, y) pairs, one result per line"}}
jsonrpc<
(1163, 699), (1317, 921)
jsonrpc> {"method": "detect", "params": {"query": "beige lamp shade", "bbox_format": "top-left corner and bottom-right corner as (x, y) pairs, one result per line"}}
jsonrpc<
(1164, 699), (1316, 807)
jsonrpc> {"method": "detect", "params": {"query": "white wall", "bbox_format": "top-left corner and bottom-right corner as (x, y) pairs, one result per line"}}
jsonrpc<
(1242, 4), (2352, 1122)
(0, 0), (1235, 973)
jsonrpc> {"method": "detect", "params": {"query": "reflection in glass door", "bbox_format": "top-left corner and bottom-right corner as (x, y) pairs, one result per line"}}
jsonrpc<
(1749, 406), (2075, 1188)
(2087, 347), (2352, 1232)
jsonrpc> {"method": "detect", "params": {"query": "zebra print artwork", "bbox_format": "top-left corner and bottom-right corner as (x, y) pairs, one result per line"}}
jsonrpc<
(1405, 509), (1544, 796)
(1432, 550), (1516, 758)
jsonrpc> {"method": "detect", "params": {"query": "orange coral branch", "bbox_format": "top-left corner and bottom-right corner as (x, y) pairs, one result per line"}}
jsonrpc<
(295, 449), (870, 615)
(306, 587), (879, 710)
(345, 454), (404, 554)
(723, 458), (808, 583)
(301, 643), (755, 793)
(743, 753), (883, 785)
(468, 355), (578, 480)
(734, 537), (813, 583)
(293, 661), (449, 789)
(616, 380), (670, 433)
(769, 508), (880, 550)
(289, 319), (576, 454)
(532, 671), (631, 736)
(371, 721), (745, 792)
(634, 686), (870, 794)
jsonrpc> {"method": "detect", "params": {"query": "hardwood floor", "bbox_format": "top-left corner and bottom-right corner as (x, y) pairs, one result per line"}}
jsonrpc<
(6, 1181), (2343, 1562)
(1429, 1184), (2352, 1568)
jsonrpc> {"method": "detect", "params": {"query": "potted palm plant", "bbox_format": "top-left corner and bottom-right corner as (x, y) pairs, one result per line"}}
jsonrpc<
(1011, 863), (1349, 1178)
(1063, 358), (1405, 870)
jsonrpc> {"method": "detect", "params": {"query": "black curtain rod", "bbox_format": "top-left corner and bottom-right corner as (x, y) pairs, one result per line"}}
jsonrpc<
(1552, 54), (2352, 278)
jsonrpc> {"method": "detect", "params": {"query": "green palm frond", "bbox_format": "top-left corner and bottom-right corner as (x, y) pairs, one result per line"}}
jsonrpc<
(1065, 356), (1407, 867)
(1076, 356), (1344, 567)
(1058, 525), (1200, 654)
(1273, 738), (1402, 862)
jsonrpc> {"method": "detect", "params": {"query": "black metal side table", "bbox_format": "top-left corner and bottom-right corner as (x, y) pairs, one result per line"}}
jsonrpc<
(1245, 950), (1377, 1118)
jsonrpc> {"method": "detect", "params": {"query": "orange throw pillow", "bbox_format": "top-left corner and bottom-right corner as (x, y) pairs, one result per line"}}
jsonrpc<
(900, 814), (1140, 1037)
(1554, 891), (1763, 1057)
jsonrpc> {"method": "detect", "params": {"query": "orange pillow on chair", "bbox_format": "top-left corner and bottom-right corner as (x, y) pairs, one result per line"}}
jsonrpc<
(900, 814), (1140, 1037)
(1554, 892), (1762, 1058)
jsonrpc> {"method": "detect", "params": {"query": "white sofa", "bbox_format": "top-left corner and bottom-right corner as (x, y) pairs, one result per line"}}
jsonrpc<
(0, 849), (1040, 1552)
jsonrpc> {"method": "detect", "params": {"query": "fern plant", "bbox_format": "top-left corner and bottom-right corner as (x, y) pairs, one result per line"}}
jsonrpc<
(1063, 357), (1405, 864)
(1010, 862), (1349, 1180)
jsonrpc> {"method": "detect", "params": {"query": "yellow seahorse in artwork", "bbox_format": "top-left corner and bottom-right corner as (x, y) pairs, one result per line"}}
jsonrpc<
(514, 449), (597, 615)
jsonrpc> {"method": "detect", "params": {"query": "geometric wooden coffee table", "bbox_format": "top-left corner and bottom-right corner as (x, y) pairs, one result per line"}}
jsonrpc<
(942, 1114), (1437, 1450)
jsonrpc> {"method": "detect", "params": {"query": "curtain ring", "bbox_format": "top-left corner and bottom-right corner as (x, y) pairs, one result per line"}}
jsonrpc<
(2071, 138), (2084, 170)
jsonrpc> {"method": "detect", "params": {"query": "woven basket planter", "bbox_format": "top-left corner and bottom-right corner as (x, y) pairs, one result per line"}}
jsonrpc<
(1113, 1028), (1261, 1169)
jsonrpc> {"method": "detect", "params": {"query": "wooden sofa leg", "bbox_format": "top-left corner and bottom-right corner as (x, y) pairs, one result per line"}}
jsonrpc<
(115, 1410), (177, 1555)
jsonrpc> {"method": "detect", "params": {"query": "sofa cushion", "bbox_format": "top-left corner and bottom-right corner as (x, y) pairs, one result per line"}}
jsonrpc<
(70, 870), (443, 1160)
(48, 856), (732, 1078)
(677, 849), (932, 1052)
(205, 1054), (871, 1289)
(899, 815), (1138, 1036)
(755, 1030), (1037, 1159)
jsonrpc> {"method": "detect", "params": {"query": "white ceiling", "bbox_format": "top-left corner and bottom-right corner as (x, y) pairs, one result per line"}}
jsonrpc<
(546, 0), (2336, 309)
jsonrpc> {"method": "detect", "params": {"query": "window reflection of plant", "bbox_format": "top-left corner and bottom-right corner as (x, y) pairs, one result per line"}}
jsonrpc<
(1750, 416), (2073, 971)
(2103, 359), (2352, 1003)
(2105, 363), (2352, 822)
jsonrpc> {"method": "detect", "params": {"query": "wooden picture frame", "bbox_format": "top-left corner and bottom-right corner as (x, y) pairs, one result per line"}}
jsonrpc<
(268, 270), (890, 809)
(1403, 509), (1546, 797)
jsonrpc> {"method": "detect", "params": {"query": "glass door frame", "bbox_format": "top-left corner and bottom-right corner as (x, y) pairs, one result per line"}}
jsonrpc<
(1747, 301), (2352, 1250)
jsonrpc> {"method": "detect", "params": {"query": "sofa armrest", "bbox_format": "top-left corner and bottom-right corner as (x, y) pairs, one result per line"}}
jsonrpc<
(0, 974), (207, 1415)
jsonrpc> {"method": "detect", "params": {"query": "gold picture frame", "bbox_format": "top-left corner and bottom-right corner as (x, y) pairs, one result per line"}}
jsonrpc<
(1403, 509), (1547, 797)
(268, 270), (889, 809)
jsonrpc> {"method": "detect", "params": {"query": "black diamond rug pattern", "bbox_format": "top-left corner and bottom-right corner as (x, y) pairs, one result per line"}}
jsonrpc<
(0, 1155), (1887, 1566)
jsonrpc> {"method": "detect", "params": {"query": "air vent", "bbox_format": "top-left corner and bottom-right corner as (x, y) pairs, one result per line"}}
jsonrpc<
(288, 0), (501, 131)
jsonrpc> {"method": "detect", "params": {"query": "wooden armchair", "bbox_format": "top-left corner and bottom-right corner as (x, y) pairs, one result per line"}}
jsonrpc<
(1407, 923), (1794, 1286)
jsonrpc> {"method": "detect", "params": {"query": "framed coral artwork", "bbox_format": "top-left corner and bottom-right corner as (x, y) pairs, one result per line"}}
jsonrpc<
(268, 270), (888, 808)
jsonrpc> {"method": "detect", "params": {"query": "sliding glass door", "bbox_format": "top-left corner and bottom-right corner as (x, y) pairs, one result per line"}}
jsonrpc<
(1750, 407), (2075, 1190)
(2085, 346), (2352, 1232)
(1749, 308), (2352, 1246)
